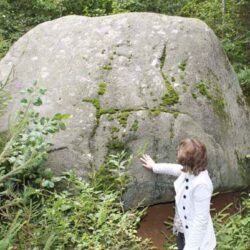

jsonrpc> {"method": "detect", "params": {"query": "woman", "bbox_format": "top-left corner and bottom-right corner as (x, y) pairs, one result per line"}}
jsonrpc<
(140, 138), (216, 250)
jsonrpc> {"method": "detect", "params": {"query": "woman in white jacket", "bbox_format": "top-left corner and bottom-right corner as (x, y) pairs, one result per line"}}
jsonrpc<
(140, 138), (216, 250)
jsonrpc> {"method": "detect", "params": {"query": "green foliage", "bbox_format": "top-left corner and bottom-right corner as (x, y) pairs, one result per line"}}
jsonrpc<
(107, 139), (126, 153)
(82, 97), (101, 120)
(178, 61), (187, 72)
(161, 73), (179, 106)
(89, 150), (132, 194)
(0, 82), (69, 186)
(0, 67), (12, 117)
(130, 119), (139, 132)
(178, 0), (249, 64)
(213, 193), (250, 250)
(192, 80), (228, 121)
(177, 0), (250, 98)
(160, 45), (179, 106)
(118, 111), (130, 127)
(31, 171), (152, 250)
(195, 81), (212, 99)
(102, 63), (112, 70)
(0, 211), (24, 250)
(98, 81), (107, 95)
(237, 67), (250, 101)
(192, 92), (197, 99)
(0, 170), (153, 249)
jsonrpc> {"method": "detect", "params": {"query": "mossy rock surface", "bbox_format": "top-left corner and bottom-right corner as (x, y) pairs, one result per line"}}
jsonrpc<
(0, 13), (249, 208)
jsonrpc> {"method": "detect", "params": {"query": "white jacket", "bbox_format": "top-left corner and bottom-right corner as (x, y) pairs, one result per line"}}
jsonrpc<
(152, 163), (216, 250)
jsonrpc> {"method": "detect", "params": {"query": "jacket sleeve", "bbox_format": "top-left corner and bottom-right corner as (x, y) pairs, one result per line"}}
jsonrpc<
(152, 163), (183, 176)
(184, 184), (212, 250)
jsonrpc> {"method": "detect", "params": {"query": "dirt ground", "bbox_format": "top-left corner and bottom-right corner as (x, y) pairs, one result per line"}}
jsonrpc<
(137, 191), (245, 250)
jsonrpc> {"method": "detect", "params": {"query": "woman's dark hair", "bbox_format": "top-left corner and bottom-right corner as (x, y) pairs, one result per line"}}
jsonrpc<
(177, 138), (208, 176)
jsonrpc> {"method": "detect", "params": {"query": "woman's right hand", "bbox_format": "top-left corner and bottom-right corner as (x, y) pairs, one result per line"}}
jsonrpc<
(140, 154), (155, 170)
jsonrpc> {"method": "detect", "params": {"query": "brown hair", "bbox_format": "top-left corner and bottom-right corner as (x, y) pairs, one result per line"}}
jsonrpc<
(177, 138), (207, 176)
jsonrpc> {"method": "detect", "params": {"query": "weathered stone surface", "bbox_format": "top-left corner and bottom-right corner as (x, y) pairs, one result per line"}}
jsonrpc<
(0, 13), (249, 208)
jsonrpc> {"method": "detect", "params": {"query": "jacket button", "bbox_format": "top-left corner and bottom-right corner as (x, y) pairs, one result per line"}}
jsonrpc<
(184, 216), (187, 219)
(185, 186), (189, 190)
(185, 178), (189, 182)
(185, 225), (189, 229)
(183, 195), (186, 199)
(183, 206), (186, 210)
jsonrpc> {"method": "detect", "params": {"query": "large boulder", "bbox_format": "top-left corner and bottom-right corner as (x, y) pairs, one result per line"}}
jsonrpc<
(0, 13), (249, 208)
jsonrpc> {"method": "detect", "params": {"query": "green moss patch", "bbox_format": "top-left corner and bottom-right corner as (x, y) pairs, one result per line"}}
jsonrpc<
(130, 119), (139, 132)
(160, 45), (166, 70)
(149, 107), (180, 118)
(82, 98), (102, 122)
(192, 81), (229, 121)
(211, 95), (227, 120)
(159, 45), (179, 106)
(178, 62), (186, 71)
(107, 139), (126, 152)
(192, 92), (197, 99)
(100, 108), (119, 116)
(110, 126), (119, 134)
(196, 81), (212, 99)
(161, 74), (179, 106)
(102, 63), (112, 70)
(118, 111), (130, 127)
(82, 98), (100, 110)
(98, 81), (107, 95)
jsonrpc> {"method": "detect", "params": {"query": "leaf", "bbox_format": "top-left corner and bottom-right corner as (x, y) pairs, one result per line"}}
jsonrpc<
(20, 98), (28, 104)
(59, 122), (66, 130)
(27, 87), (34, 93)
(32, 80), (38, 86)
(41, 180), (54, 188)
(53, 113), (71, 120)
(8, 156), (16, 163)
(33, 97), (42, 106)
(39, 88), (47, 95)
(61, 204), (72, 212)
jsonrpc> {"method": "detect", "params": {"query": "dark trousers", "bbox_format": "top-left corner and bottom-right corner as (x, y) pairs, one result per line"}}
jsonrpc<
(176, 232), (185, 250)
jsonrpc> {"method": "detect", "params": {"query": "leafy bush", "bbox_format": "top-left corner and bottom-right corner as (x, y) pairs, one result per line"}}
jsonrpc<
(89, 150), (133, 194)
(237, 67), (250, 100)
(178, 0), (250, 65)
(0, 81), (69, 187)
(213, 193), (250, 250)
(32, 171), (152, 250)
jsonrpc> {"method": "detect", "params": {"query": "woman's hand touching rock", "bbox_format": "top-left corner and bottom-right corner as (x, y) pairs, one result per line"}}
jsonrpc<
(140, 154), (155, 170)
